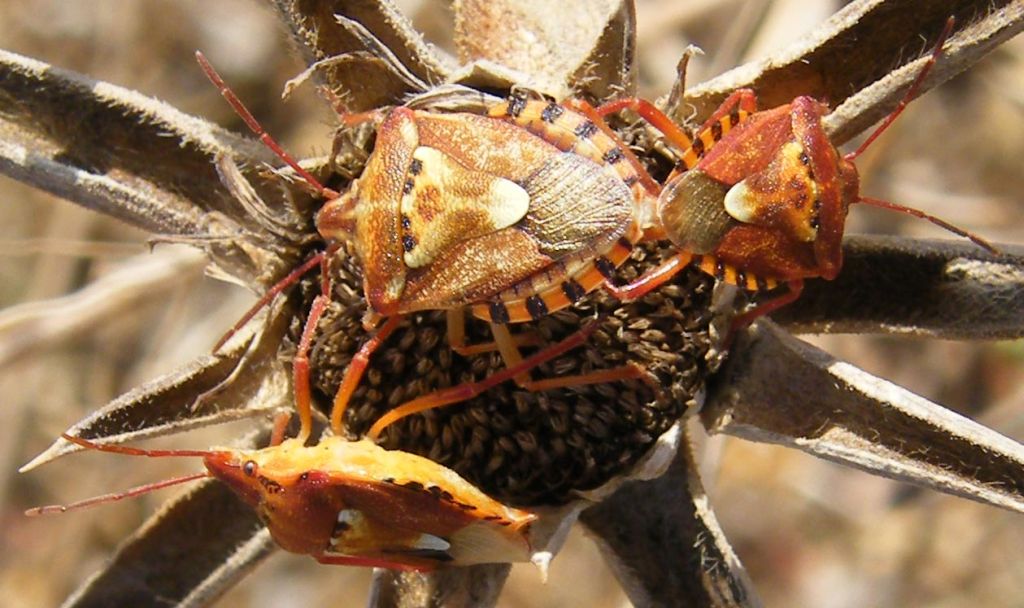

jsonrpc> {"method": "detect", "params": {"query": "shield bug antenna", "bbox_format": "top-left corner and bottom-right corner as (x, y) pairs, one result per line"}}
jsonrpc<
(26, 433), (537, 571)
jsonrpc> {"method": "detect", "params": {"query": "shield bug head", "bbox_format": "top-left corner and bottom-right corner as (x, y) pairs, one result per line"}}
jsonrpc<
(28, 434), (536, 570)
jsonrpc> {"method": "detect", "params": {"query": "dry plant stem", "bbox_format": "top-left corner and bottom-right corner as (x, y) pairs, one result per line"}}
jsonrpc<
(0, 49), (299, 286)
(454, 0), (636, 99)
(0, 248), (205, 368)
(20, 297), (296, 472)
(774, 236), (1024, 339)
(271, 0), (446, 112)
(703, 322), (1024, 514)
(580, 442), (761, 608)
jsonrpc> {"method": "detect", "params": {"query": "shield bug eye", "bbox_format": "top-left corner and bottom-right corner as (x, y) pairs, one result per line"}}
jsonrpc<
(242, 460), (257, 477)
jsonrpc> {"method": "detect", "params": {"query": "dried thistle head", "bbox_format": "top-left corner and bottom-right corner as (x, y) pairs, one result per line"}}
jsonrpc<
(1, 1), (1023, 607)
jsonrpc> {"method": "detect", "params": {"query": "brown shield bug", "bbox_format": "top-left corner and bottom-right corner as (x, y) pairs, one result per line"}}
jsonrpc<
(195, 54), (662, 443)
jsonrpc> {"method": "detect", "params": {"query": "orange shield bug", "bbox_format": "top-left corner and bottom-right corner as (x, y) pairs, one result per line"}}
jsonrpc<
(28, 433), (537, 571)
(482, 18), (998, 341)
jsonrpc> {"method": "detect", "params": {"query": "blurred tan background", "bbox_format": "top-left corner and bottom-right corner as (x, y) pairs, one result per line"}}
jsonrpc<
(0, 1), (1021, 606)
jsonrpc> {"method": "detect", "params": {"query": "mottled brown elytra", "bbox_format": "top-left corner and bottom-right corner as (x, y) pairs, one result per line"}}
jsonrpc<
(27, 431), (536, 571)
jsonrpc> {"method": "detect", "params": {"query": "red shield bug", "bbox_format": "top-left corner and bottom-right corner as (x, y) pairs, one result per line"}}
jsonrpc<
(27, 432), (537, 571)
(623, 17), (996, 328)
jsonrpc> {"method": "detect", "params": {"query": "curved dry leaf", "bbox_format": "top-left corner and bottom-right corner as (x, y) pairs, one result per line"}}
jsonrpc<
(21, 298), (294, 472)
(567, 0), (638, 101)
(453, 0), (633, 99)
(368, 565), (511, 608)
(703, 322), (1024, 514)
(61, 478), (272, 608)
(675, 0), (1024, 139)
(774, 236), (1024, 339)
(579, 440), (761, 608)
(271, 0), (448, 111)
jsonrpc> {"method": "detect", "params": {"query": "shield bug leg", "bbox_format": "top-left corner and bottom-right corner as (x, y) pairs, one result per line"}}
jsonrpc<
(728, 279), (804, 337)
(212, 252), (325, 352)
(445, 308), (543, 356)
(269, 409), (293, 447)
(327, 315), (406, 436)
(586, 97), (696, 155)
(365, 319), (603, 440)
(488, 321), (652, 391)
(292, 294), (332, 443)
(489, 322), (658, 394)
(601, 251), (696, 302)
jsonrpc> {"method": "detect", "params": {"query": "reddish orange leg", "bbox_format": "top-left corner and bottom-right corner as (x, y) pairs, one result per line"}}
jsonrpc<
(366, 319), (603, 440)
(269, 410), (292, 447)
(293, 295), (332, 444)
(730, 279), (805, 338)
(213, 253), (325, 352)
(329, 315), (405, 436)
(489, 322), (652, 391)
(519, 363), (651, 392)
(603, 251), (695, 302)
(446, 309), (542, 356)
(562, 98), (661, 196)
(590, 97), (696, 153)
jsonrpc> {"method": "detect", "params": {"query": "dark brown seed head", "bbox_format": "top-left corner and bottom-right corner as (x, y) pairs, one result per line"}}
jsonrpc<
(306, 241), (716, 506)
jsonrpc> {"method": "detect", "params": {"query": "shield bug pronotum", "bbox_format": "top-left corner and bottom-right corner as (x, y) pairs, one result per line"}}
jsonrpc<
(27, 430), (537, 571)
